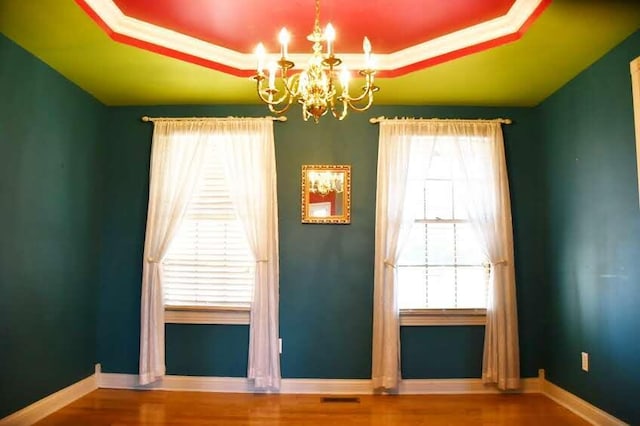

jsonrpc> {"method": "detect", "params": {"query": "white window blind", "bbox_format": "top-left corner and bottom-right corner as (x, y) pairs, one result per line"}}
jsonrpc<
(163, 143), (254, 308)
(398, 137), (489, 310)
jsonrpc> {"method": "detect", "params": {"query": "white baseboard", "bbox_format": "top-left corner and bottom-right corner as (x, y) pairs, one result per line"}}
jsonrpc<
(400, 376), (540, 394)
(100, 373), (371, 394)
(540, 371), (626, 426)
(98, 372), (540, 395)
(99, 373), (255, 393)
(281, 379), (373, 394)
(0, 364), (99, 426)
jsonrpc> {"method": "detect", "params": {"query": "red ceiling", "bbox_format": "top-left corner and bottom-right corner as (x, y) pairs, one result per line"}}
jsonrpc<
(112, 0), (515, 54)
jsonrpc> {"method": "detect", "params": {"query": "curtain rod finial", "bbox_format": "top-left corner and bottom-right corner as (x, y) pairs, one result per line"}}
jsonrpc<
(141, 116), (151, 122)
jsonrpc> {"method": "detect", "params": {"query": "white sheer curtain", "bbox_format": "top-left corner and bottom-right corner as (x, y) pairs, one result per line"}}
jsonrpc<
(371, 122), (418, 390)
(448, 122), (520, 390)
(372, 120), (519, 391)
(139, 121), (211, 385)
(222, 120), (281, 390)
(140, 118), (280, 389)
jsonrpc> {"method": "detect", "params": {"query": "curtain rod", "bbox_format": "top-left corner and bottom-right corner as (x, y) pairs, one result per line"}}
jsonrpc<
(141, 116), (287, 123)
(369, 116), (512, 125)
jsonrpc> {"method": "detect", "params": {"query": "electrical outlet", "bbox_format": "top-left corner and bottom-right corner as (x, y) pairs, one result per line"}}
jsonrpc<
(581, 352), (589, 372)
(279, 338), (283, 354)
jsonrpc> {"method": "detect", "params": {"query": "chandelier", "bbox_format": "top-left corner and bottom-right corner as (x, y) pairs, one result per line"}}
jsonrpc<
(308, 171), (344, 195)
(253, 0), (379, 123)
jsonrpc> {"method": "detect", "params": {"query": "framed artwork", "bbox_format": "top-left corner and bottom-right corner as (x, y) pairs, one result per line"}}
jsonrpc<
(301, 165), (351, 224)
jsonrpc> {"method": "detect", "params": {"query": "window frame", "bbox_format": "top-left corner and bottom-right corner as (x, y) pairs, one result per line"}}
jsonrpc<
(165, 305), (250, 325)
(397, 221), (490, 324)
(397, 136), (489, 325)
(161, 137), (255, 325)
(400, 308), (486, 326)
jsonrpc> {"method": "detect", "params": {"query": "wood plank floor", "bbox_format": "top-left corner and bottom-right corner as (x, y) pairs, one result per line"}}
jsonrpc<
(35, 389), (590, 425)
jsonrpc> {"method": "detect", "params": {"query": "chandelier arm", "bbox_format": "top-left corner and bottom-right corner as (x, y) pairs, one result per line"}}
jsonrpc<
(340, 73), (376, 103)
(268, 99), (295, 115)
(256, 79), (294, 107)
(280, 74), (301, 99)
(256, 89), (291, 108)
(344, 90), (375, 112)
(329, 97), (349, 121)
(340, 88), (369, 103)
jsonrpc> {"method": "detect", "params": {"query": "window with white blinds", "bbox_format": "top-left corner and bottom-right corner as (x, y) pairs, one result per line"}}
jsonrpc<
(397, 138), (489, 310)
(163, 144), (255, 309)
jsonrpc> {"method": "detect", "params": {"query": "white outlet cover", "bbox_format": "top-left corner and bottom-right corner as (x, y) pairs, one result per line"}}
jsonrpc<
(581, 352), (589, 372)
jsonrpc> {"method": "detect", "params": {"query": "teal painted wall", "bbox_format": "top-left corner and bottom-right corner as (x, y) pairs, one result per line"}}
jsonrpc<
(0, 35), (105, 417)
(401, 327), (484, 378)
(539, 30), (640, 424)
(97, 104), (545, 380)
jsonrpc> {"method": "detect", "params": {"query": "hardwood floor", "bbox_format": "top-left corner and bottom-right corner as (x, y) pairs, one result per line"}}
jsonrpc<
(35, 390), (590, 425)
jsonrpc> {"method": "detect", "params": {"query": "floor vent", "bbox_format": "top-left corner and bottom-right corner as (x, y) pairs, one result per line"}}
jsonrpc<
(321, 397), (360, 403)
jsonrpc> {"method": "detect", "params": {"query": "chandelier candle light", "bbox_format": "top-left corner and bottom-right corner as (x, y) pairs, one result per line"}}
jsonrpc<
(253, 0), (379, 123)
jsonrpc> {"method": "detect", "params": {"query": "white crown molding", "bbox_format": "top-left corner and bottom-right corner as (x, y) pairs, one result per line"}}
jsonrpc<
(81, 0), (544, 73)
(82, 0), (249, 70)
(383, 0), (544, 71)
(0, 364), (99, 426)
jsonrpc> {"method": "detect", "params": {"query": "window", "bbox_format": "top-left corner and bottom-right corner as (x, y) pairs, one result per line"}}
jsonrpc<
(163, 140), (254, 324)
(397, 137), (488, 323)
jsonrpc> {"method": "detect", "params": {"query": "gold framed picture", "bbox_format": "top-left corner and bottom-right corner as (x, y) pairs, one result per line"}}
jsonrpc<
(301, 164), (351, 224)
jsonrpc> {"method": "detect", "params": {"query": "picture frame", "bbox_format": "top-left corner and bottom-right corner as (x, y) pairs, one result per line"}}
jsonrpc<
(301, 164), (351, 224)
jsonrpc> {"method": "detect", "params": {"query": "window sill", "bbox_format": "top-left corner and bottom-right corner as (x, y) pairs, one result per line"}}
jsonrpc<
(400, 309), (486, 326)
(164, 306), (250, 325)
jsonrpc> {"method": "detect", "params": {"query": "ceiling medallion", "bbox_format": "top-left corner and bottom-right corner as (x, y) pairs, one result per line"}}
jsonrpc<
(253, 0), (379, 123)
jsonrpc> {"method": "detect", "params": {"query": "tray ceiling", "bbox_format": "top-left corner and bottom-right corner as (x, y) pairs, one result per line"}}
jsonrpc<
(1, 0), (639, 106)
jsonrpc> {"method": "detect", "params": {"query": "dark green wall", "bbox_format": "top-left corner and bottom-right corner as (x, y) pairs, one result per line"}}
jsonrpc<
(538, 30), (640, 424)
(0, 35), (105, 417)
(97, 104), (545, 380)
